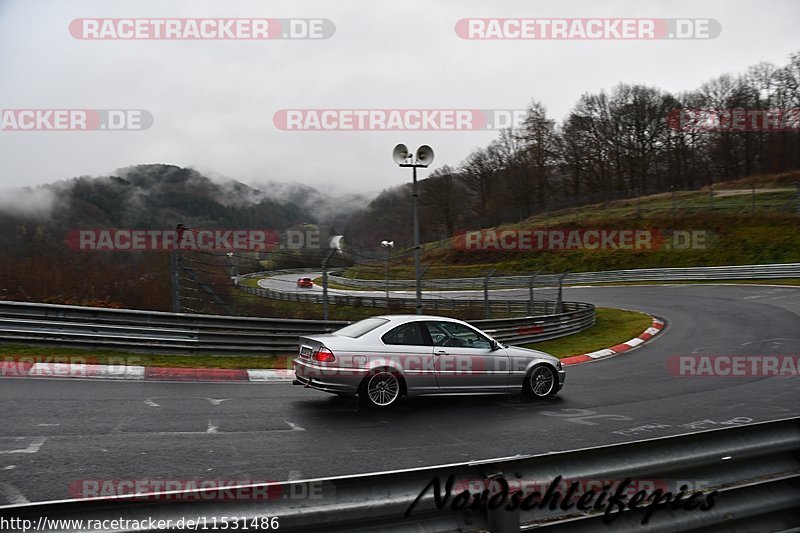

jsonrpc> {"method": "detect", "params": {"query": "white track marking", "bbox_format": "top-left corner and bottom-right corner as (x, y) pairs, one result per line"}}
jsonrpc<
(144, 397), (229, 408)
(207, 421), (218, 434)
(204, 398), (229, 406)
(285, 421), (305, 432)
(0, 437), (47, 454)
(0, 482), (30, 504)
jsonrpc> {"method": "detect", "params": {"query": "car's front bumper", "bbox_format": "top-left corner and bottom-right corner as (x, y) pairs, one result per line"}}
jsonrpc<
(293, 358), (367, 395)
(557, 369), (566, 390)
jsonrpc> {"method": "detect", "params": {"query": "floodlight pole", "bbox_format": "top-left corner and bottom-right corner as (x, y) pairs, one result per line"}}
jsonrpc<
(400, 163), (426, 315)
(413, 166), (421, 314)
(380, 241), (393, 305)
(395, 144), (433, 316)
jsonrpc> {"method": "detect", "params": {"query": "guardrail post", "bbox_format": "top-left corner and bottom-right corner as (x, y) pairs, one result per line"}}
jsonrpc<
(322, 249), (337, 321)
(556, 274), (566, 314)
(528, 271), (539, 316)
(484, 268), (497, 319)
(171, 250), (181, 313)
(171, 224), (184, 313)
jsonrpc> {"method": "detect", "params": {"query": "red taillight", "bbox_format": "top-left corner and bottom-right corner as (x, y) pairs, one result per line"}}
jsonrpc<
(312, 347), (335, 362)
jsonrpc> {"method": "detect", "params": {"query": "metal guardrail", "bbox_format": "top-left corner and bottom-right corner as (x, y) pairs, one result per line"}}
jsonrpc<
(237, 283), (563, 314)
(0, 300), (346, 355)
(3, 417), (798, 532)
(328, 262), (800, 290)
(0, 300), (595, 354)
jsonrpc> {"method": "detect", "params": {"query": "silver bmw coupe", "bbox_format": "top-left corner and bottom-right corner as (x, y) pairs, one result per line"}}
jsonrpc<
(293, 314), (565, 408)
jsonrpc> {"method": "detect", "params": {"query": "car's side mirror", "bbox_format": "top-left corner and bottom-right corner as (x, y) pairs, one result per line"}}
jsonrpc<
(490, 340), (500, 351)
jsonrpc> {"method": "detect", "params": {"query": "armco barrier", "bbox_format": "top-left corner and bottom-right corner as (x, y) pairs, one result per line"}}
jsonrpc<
(2, 417), (797, 532)
(237, 282), (565, 316)
(0, 300), (594, 354)
(0, 300), (345, 355)
(325, 262), (800, 290)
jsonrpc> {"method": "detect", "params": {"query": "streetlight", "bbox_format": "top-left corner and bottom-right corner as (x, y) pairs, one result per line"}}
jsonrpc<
(393, 144), (434, 315)
(321, 235), (345, 321)
(380, 240), (394, 305)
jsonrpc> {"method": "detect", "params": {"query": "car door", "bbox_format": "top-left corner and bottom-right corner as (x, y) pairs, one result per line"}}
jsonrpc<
(380, 321), (437, 393)
(425, 321), (510, 392)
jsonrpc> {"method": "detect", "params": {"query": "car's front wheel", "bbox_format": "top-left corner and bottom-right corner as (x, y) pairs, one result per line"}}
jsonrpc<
(360, 370), (402, 409)
(525, 364), (558, 399)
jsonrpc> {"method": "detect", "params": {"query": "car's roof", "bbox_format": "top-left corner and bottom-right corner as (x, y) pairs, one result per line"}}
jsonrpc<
(371, 314), (467, 322)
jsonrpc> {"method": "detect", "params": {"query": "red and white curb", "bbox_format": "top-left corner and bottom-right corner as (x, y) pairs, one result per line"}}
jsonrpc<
(0, 362), (294, 383)
(560, 317), (665, 366)
(0, 318), (665, 381)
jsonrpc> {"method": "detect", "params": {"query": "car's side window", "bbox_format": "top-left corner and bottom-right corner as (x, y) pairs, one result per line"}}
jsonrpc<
(425, 321), (492, 350)
(425, 323), (448, 346)
(382, 322), (430, 346)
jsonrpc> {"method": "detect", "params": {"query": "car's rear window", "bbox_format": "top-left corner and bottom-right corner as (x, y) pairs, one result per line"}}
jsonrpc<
(334, 318), (389, 338)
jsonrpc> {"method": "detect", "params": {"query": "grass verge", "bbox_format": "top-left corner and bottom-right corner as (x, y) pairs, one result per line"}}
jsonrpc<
(523, 307), (653, 359)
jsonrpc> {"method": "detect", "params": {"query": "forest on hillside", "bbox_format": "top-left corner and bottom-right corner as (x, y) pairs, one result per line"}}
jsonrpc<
(344, 51), (800, 248)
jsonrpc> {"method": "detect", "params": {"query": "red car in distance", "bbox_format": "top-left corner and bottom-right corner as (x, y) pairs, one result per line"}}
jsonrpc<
(297, 277), (314, 288)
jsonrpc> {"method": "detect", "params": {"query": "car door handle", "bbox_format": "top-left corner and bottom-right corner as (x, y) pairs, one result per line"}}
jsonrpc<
(435, 350), (449, 355)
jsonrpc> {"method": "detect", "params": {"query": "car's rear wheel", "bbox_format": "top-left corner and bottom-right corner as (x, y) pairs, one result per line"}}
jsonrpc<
(360, 370), (402, 409)
(525, 364), (558, 399)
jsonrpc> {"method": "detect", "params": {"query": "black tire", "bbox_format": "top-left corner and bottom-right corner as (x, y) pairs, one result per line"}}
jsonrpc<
(359, 369), (404, 409)
(523, 364), (558, 399)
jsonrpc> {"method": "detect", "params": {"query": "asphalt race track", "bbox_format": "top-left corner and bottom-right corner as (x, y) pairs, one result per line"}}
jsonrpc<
(0, 284), (799, 505)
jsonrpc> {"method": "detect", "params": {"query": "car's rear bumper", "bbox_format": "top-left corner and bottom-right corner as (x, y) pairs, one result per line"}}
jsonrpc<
(293, 358), (367, 395)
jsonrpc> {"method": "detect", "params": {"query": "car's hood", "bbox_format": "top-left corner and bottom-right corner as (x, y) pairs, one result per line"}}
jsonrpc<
(504, 344), (561, 365)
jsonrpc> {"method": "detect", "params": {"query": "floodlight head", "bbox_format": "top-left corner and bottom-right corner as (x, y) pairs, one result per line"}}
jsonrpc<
(381, 240), (394, 248)
(415, 145), (434, 166)
(329, 235), (344, 252)
(392, 144), (410, 164)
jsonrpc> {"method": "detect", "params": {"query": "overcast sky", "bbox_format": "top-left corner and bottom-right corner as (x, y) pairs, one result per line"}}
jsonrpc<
(0, 0), (798, 196)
